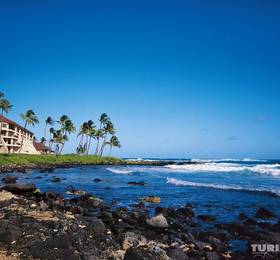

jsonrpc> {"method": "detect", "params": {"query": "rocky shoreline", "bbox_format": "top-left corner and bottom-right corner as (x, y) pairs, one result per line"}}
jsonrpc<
(0, 178), (279, 259)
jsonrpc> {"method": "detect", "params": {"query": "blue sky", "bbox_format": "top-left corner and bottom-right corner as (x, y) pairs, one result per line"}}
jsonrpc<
(0, 0), (280, 158)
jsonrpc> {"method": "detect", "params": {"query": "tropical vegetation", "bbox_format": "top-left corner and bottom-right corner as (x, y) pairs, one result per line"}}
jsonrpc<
(0, 91), (121, 156)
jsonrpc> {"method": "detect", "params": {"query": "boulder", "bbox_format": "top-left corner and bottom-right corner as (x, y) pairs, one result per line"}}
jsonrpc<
(89, 217), (107, 234)
(123, 247), (144, 260)
(122, 232), (147, 250)
(66, 185), (86, 196)
(1, 183), (36, 195)
(238, 213), (248, 221)
(198, 215), (216, 222)
(146, 214), (169, 228)
(255, 207), (276, 219)
(155, 207), (177, 219)
(167, 248), (188, 260)
(39, 200), (49, 211)
(205, 252), (220, 260)
(2, 176), (17, 184)
(142, 196), (161, 203)
(128, 181), (146, 186)
(51, 177), (61, 183)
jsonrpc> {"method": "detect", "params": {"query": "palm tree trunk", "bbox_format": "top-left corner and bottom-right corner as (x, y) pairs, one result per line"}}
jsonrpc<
(59, 142), (65, 155)
(109, 146), (112, 156)
(95, 137), (100, 155)
(87, 136), (92, 155)
(99, 133), (108, 156)
(44, 123), (47, 140)
(48, 131), (52, 148)
(78, 134), (84, 151)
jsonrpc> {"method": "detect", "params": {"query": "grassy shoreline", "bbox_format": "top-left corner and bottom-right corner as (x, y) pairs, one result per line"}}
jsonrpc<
(0, 154), (172, 171)
(0, 154), (124, 167)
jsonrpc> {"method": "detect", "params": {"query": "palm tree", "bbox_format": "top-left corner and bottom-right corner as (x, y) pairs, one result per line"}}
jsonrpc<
(19, 110), (39, 152)
(94, 129), (104, 155)
(58, 115), (69, 131)
(0, 99), (12, 116)
(95, 113), (110, 155)
(77, 120), (96, 155)
(77, 122), (88, 155)
(20, 110), (39, 129)
(99, 121), (115, 156)
(52, 130), (64, 155)
(40, 137), (46, 144)
(85, 120), (96, 154)
(57, 116), (75, 154)
(49, 127), (55, 149)
(44, 116), (54, 140)
(105, 136), (121, 156)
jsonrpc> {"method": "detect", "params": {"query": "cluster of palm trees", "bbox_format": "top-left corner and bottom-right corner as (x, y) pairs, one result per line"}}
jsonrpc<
(0, 91), (121, 156)
(76, 113), (121, 156)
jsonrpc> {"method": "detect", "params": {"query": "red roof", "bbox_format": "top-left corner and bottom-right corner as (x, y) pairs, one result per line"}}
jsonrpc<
(0, 115), (34, 135)
(34, 142), (51, 151)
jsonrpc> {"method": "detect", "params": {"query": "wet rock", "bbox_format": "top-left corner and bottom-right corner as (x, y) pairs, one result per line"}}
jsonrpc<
(65, 185), (86, 196)
(142, 196), (161, 203)
(39, 200), (49, 211)
(167, 248), (188, 260)
(133, 202), (146, 209)
(176, 206), (195, 218)
(94, 178), (102, 182)
(198, 215), (216, 222)
(244, 218), (257, 226)
(155, 207), (177, 219)
(194, 241), (208, 251)
(1, 176), (17, 184)
(0, 222), (22, 244)
(128, 181), (146, 186)
(146, 214), (169, 228)
(51, 177), (61, 183)
(238, 213), (248, 221)
(100, 211), (114, 225)
(208, 236), (225, 252)
(122, 232), (147, 250)
(1, 183), (36, 195)
(205, 251), (220, 260)
(89, 217), (107, 234)
(124, 246), (169, 260)
(147, 245), (169, 260)
(123, 247), (143, 260)
(255, 207), (275, 219)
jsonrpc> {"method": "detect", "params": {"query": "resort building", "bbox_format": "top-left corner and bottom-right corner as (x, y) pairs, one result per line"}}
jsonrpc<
(0, 115), (40, 154)
(33, 142), (52, 154)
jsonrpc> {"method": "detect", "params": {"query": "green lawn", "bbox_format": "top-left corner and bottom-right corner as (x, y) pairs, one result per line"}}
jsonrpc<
(0, 153), (124, 166)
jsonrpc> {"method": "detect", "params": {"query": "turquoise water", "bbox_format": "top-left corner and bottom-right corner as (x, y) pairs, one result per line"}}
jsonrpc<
(2, 159), (280, 223)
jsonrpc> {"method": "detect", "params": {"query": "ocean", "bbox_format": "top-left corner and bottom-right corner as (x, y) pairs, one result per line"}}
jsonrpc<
(3, 158), (280, 223)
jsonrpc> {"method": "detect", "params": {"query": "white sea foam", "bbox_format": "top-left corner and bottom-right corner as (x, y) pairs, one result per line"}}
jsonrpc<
(191, 158), (267, 163)
(166, 177), (280, 196)
(165, 163), (280, 176)
(106, 168), (134, 174)
(250, 164), (280, 176)
(165, 163), (248, 172)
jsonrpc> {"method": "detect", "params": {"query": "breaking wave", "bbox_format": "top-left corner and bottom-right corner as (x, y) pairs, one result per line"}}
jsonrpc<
(165, 163), (280, 176)
(191, 158), (267, 163)
(166, 177), (280, 197)
(106, 168), (134, 174)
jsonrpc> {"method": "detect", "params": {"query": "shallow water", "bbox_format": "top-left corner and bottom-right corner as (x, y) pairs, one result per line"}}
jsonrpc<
(2, 159), (280, 223)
